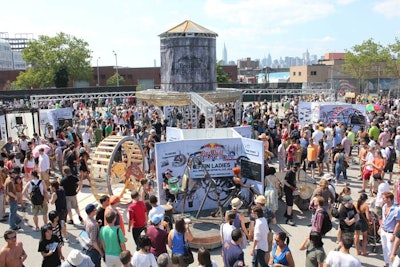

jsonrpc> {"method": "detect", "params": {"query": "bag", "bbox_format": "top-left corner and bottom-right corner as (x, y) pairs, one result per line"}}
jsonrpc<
(318, 209), (333, 235)
(65, 150), (74, 166)
(388, 147), (396, 164)
(343, 160), (349, 169)
(182, 233), (194, 265)
(331, 202), (340, 218)
(30, 180), (44, 205)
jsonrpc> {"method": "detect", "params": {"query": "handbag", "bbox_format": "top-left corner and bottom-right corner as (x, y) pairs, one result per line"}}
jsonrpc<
(331, 202), (340, 218)
(343, 160), (349, 169)
(182, 233), (194, 265)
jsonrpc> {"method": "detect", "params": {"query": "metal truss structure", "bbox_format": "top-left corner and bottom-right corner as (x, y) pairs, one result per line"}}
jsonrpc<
(241, 88), (333, 96)
(189, 92), (215, 128)
(30, 91), (135, 106)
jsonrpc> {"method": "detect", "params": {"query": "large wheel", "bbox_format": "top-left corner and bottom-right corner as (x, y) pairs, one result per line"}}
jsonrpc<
(90, 136), (145, 203)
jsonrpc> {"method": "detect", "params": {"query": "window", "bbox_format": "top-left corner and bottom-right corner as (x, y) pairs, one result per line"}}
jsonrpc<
(293, 72), (296, 76)
(128, 74), (133, 79)
(311, 71), (317, 76)
(298, 72), (301, 76)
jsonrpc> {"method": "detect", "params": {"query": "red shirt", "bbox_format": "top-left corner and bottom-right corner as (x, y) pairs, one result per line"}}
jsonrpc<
(128, 200), (147, 228)
(287, 144), (297, 161)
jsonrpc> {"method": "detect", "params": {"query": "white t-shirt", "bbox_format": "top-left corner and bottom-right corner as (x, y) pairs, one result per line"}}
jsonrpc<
(324, 250), (361, 267)
(131, 251), (157, 267)
(376, 182), (391, 207)
(254, 217), (269, 252)
(220, 223), (235, 244)
(148, 205), (165, 221)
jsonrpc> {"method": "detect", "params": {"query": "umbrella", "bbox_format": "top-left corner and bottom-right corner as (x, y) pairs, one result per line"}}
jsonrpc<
(366, 103), (382, 112)
(32, 144), (51, 158)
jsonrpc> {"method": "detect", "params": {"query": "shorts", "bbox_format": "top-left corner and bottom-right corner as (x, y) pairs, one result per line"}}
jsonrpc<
(355, 220), (368, 232)
(172, 254), (188, 267)
(66, 195), (78, 210)
(58, 209), (68, 222)
(284, 188), (294, 206)
(384, 163), (394, 173)
(40, 171), (49, 181)
(287, 160), (294, 169)
(363, 169), (372, 180)
(308, 161), (317, 168)
(32, 202), (48, 216)
(25, 167), (34, 174)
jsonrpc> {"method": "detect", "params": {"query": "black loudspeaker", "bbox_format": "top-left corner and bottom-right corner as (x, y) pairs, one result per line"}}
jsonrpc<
(15, 117), (23, 125)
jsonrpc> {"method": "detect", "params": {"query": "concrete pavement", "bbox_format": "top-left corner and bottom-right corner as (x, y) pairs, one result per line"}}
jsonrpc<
(0, 160), (387, 266)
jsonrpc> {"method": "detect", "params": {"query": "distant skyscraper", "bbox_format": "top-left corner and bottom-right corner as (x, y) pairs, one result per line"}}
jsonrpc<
(267, 53), (272, 67)
(222, 43), (227, 65)
(302, 49), (310, 65)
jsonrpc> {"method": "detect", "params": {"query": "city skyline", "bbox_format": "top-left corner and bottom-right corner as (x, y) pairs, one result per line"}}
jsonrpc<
(2, 0), (399, 68)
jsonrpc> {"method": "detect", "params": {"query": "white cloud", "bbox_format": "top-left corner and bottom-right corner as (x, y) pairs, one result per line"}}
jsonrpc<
(373, 0), (400, 18)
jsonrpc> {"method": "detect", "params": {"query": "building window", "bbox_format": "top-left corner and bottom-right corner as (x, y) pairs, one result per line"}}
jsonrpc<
(293, 72), (296, 76)
(298, 72), (301, 76)
(128, 74), (133, 79)
(101, 74), (106, 79)
(311, 71), (317, 76)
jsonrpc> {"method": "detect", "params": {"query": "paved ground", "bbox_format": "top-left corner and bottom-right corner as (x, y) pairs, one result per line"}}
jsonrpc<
(0, 160), (387, 266)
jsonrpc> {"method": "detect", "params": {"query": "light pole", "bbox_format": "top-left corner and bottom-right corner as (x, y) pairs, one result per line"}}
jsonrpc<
(96, 57), (100, 86)
(112, 50), (119, 87)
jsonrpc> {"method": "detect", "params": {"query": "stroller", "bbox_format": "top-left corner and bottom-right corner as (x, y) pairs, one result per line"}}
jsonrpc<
(367, 211), (381, 253)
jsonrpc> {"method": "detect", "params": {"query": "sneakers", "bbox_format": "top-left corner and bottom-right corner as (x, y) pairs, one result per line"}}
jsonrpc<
(67, 220), (74, 225)
(358, 189), (366, 193)
(11, 226), (21, 231)
(286, 219), (295, 226)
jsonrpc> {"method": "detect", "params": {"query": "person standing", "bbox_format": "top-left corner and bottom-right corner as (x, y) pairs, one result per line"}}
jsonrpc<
(83, 203), (104, 267)
(105, 196), (125, 235)
(222, 228), (245, 267)
(23, 170), (48, 231)
(128, 191), (148, 250)
(148, 195), (165, 222)
(38, 224), (63, 267)
(0, 229), (27, 267)
(338, 195), (359, 239)
(99, 210), (127, 267)
(96, 195), (109, 229)
(283, 164), (297, 226)
(50, 180), (68, 241)
(38, 148), (50, 188)
(380, 191), (400, 267)
(307, 137), (318, 179)
(324, 232), (361, 267)
(250, 206), (269, 267)
(4, 173), (21, 230)
(60, 166), (83, 225)
(299, 231), (326, 267)
(147, 214), (169, 258)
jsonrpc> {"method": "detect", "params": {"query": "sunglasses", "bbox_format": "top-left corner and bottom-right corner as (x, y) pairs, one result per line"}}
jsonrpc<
(6, 235), (16, 240)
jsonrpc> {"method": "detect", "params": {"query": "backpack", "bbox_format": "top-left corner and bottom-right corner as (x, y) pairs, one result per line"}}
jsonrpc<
(388, 147), (396, 164)
(318, 209), (332, 235)
(30, 180), (44, 205)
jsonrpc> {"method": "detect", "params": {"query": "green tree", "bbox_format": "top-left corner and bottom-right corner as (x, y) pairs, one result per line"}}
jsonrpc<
(54, 66), (69, 88)
(106, 73), (126, 86)
(13, 32), (92, 89)
(343, 38), (391, 94)
(216, 60), (231, 83)
(388, 38), (400, 78)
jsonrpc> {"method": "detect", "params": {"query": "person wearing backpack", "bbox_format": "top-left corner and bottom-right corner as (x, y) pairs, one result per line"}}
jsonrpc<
(384, 139), (396, 183)
(23, 170), (48, 231)
(310, 196), (332, 236)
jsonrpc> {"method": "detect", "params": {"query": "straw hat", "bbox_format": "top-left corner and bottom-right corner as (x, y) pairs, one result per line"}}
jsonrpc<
(258, 133), (267, 139)
(255, 195), (266, 205)
(231, 197), (243, 209)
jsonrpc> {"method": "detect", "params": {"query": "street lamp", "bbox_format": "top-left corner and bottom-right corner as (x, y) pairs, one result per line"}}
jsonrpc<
(96, 57), (100, 86)
(112, 50), (119, 87)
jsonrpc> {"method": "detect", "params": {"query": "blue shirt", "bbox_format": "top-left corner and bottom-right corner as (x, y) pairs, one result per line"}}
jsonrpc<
(381, 204), (400, 232)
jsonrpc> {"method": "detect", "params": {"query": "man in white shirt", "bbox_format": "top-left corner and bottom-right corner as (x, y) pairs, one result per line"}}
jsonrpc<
(250, 206), (269, 266)
(325, 233), (361, 267)
(375, 175), (391, 216)
(312, 124), (323, 145)
(148, 195), (165, 223)
(38, 148), (50, 187)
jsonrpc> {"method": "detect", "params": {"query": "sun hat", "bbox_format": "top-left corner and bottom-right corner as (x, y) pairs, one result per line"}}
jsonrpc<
(255, 195), (266, 205)
(258, 133), (267, 139)
(66, 249), (84, 266)
(231, 197), (243, 210)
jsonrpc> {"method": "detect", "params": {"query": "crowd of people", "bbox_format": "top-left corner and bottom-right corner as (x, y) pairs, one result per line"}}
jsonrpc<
(0, 95), (399, 266)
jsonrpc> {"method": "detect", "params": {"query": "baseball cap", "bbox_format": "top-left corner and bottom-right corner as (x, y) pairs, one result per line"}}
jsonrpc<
(150, 214), (163, 225)
(342, 195), (353, 203)
(85, 203), (98, 214)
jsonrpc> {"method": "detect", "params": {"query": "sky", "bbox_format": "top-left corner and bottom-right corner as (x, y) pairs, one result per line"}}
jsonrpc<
(2, 0), (400, 68)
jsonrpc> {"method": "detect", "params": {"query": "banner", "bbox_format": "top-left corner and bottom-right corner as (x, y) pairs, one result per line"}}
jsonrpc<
(155, 136), (264, 212)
